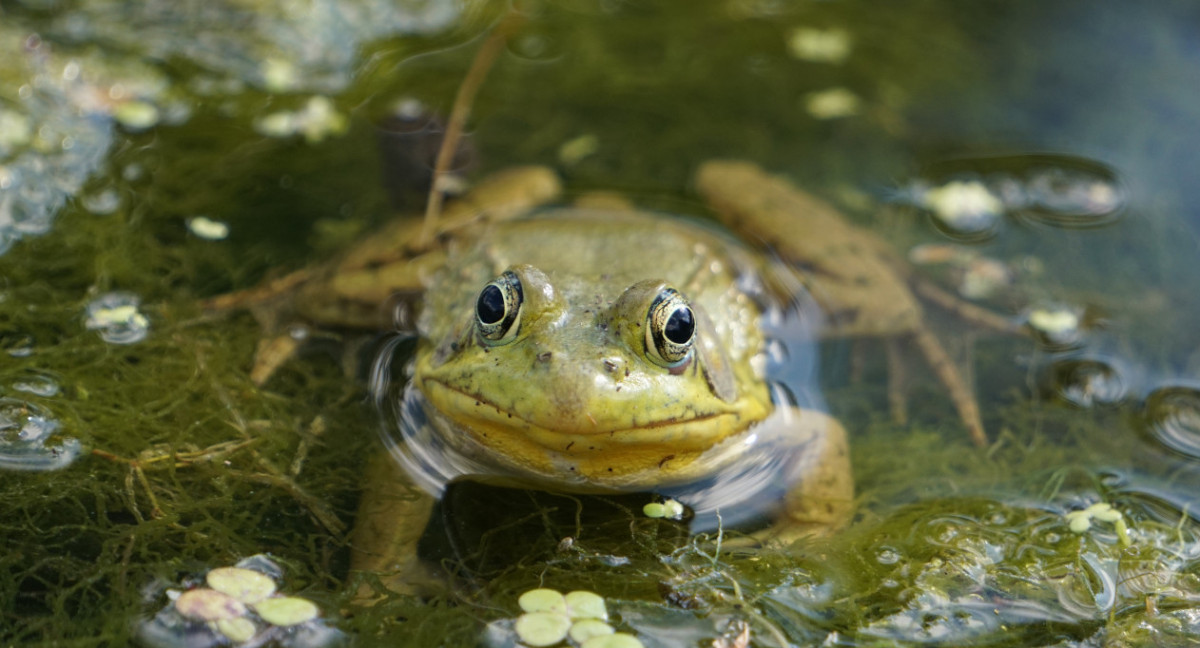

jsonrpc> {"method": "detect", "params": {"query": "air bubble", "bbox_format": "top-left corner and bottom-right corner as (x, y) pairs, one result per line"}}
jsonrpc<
(82, 188), (121, 214)
(12, 373), (60, 397)
(876, 547), (902, 565)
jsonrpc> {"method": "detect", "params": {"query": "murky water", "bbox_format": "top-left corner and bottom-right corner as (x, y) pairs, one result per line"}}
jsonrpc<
(3, 1), (1200, 646)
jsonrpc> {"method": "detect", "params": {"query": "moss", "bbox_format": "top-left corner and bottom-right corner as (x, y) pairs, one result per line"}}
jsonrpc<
(3, 1), (1200, 646)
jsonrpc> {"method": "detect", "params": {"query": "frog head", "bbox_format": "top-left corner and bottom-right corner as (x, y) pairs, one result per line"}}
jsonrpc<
(414, 264), (772, 487)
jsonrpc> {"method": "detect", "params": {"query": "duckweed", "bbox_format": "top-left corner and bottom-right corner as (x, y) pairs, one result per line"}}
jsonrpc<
(580, 633), (644, 648)
(186, 216), (231, 241)
(641, 498), (684, 520)
(206, 567), (277, 604)
(215, 617), (258, 643)
(1065, 502), (1130, 546)
(514, 612), (572, 647)
(173, 589), (246, 622)
(253, 596), (320, 627)
(518, 588), (567, 614)
(113, 101), (161, 131)
(920, 180), (1004, 234)
(564, 591), (608, 621)
(568, 619), (615, 643)
(1029, 306), (1082, 338)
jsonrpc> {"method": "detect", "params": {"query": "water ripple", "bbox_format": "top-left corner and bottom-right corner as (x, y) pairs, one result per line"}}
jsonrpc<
(1142, 385), (1200, 460)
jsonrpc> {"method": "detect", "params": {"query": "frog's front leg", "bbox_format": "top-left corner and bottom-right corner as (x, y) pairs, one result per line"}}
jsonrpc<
(349, 453), (438, 598)
(765, 408), (853, 545)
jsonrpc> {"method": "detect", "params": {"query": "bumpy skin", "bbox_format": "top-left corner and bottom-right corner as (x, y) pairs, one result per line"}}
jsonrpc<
(345, 169), (854, 592)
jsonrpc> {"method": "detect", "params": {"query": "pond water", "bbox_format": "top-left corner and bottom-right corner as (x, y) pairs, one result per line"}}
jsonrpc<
(3, 1), (1200, 646)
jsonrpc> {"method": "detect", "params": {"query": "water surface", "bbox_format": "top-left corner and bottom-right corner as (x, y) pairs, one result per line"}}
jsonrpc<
(3, 1), (1200, 646)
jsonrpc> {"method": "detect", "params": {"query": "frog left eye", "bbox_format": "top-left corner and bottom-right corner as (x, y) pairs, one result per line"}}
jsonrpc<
(476, 271), (523, 343)
(646, 288), (695, 366)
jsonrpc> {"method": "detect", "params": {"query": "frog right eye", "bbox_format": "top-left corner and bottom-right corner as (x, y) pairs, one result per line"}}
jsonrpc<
(476, 271), (523, 343)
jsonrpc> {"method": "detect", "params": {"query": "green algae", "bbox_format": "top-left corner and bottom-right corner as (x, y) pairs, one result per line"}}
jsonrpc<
(2, 1), (1200, 647)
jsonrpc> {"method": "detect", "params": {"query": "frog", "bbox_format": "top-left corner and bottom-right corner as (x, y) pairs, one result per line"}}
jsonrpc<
(207, 160), (1001, 594)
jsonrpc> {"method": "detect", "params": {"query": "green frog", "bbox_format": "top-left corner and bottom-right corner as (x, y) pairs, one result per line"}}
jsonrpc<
(209, 160), (994, 593)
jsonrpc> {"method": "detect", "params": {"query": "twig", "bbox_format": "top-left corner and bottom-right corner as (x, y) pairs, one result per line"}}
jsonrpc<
(417, 11), (525, 249)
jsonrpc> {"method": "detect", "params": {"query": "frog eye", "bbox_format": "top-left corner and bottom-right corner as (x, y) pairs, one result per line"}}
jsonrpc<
(645, 288), (695, 367)
(476, 271), (523, 343)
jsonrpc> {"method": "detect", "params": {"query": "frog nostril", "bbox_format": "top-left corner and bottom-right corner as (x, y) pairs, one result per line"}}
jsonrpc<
(536, 351), (553, 363)
(602, 358), (624, 374)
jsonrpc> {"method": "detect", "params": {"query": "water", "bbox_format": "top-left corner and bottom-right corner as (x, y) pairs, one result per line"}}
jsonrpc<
(2, 1), (1200, 646)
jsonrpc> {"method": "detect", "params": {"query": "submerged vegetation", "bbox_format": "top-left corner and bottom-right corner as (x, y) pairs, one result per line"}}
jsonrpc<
(3, 0), (1200, 646)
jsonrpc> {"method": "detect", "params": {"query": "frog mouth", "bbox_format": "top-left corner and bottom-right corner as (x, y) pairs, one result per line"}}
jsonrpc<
(420, 377), (743, 452)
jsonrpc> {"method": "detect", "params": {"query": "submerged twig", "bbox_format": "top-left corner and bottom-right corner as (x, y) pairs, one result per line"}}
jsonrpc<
(417, 10), (525, 249)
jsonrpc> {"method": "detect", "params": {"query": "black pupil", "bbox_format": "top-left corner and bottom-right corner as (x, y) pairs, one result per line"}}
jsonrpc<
(664, 307), (694, 344)
(477, 284), (506, 324)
